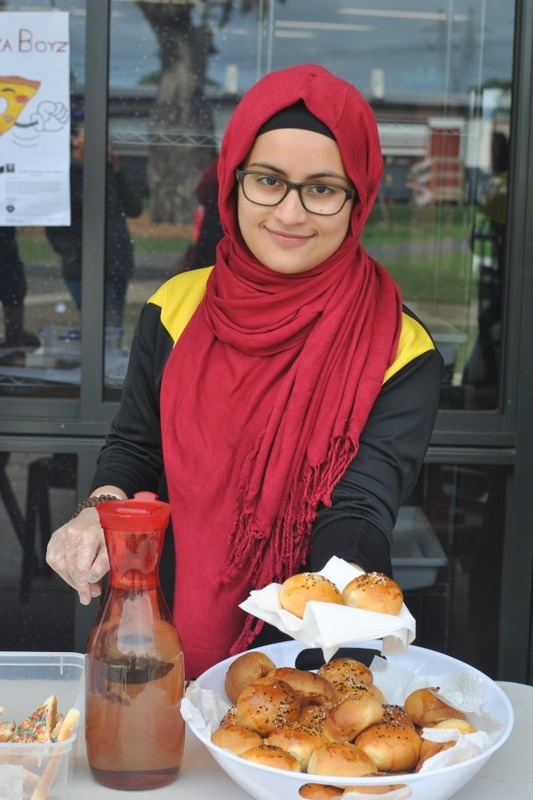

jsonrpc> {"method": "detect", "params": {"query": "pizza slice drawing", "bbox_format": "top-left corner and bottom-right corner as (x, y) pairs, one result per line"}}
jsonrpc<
(0, 75), (41, 137)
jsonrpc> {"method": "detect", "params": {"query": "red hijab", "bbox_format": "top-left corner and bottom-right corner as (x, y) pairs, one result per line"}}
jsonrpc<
(160, 64), (402, 678)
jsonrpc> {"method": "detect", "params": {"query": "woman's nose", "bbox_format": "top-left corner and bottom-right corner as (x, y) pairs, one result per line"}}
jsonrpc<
(273, 187), (308, 223)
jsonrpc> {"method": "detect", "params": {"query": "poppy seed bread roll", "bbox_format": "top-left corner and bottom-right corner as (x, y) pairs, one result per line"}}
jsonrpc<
(236, 677), (301, 735)
(355, 722), (422, 773)
(381, 704), (416, 729)
(317, 657), (374, 688)
(279, 573), (343, 618)
(266, 722), (327, 770)
(268, 667), (337, 707)
(322, 694), (384, 743)
(403, 687), (466, 727)
(307, 741), (377, 777)
(342, 572), (403, 616)
(241, 743), (302, 771)
(211, 722), (263, 755)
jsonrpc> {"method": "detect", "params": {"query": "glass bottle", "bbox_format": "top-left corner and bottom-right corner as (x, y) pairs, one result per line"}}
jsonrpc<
(85, 492), (184, 790)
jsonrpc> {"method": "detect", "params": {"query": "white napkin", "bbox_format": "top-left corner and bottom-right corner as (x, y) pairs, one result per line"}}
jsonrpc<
(239, 557), (416, 661)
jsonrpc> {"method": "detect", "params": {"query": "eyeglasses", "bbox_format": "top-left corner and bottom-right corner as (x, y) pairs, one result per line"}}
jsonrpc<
(235, 169), (356, 216)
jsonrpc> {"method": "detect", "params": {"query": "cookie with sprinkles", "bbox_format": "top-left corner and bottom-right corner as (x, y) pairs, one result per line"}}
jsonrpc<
(13, 694), (57, 743)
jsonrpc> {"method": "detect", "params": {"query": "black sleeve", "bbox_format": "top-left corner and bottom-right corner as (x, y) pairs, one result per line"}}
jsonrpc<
(91, 302), (171, 496)
(308, 348), (443, 576)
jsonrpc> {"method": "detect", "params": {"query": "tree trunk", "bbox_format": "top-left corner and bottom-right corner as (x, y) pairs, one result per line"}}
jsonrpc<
(138, 2), (217, 224)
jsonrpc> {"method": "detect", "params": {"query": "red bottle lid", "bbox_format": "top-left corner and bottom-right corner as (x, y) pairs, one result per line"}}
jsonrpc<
(96, 491), (171, 531)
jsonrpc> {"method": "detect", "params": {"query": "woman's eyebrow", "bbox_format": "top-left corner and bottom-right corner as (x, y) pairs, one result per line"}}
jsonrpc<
(246, 161), (350, 182)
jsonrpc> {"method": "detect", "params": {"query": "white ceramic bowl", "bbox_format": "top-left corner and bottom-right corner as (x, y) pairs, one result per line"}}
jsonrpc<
(187, 641), (513, 800)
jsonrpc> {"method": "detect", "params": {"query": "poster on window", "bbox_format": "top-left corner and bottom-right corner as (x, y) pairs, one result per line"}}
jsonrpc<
(0, 11), (70, 225)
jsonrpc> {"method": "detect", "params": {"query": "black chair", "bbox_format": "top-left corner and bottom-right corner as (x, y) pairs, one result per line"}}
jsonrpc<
(20, 454), (77, 602)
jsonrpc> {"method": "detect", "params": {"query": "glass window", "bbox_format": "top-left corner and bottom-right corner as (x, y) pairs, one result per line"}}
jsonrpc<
(103, 0), (514, 411)
(0, 2), (515, 408)
(399, 462), (508, 677)
(1, 450), (77, 649)
(0, 446), (508, 675)
(0, 0), (86, 400)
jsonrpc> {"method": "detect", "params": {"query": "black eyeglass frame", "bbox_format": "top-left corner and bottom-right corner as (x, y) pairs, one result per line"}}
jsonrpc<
(235, 169), (357, 216)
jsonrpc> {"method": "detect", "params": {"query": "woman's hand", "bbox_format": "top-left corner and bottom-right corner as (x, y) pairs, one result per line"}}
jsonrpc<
(46, 508), (109, 605)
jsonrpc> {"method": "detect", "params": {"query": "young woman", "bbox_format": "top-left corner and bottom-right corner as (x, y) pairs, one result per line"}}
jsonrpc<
(46, 64), (442, 679)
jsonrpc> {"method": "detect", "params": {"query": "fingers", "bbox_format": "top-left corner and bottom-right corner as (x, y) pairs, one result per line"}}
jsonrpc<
(46, 508), (108, 605)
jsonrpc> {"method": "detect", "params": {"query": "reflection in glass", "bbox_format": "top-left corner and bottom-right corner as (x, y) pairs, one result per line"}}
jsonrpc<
(400, 462), (507, 677)
(46, 118), (143, 334)
(0, 1), (515, 404)
(0, 451), (77, 648)
(105, 0), (514, 405)
(444, 130), (509, 410)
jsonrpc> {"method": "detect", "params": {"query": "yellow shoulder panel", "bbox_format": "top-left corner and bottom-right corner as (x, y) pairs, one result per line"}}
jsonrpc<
(147, 266), (213, 344)
(148, 277), (434, 379)
(383, 311), (435, 384)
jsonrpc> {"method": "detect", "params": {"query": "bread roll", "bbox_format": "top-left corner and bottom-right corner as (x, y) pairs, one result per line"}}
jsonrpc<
(323, 695), (384, 743)
(307, 742), (377, 777)
(342, 573), (403, 616)
(340, 785), (407, 796)
(433, 718), (477, 734)
(299, 784), (344, 799)
(317, 658), (384, 703)
(241, 743), (301, 772)
(403, 687), (466, 727)
(225, 651), (276, 704)
(298, 703), (331, 730)
(236, 677), (301, 735)
(220, 705), (240, 726)
(269, 667), (337, 708)
(317, 658), (374, 689)
(266, 722), (327, 770)
(211, 722), (263, 755)
(416, 738), (455, 770)
(356, 722), (422, 773)
(279, 573), (343, 618)
(381, 704), (416, 729)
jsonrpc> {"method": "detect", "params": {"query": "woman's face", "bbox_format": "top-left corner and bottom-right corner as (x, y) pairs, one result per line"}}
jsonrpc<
(237, 128), (354, 274)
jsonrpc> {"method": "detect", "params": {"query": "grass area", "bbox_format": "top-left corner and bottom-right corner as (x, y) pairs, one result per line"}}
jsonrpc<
(17, 234), (57, 263)
(16, 229), (191, 261)
(131, 234), (191, 256)
(14, 204), (476, 308)
(382, 251), (474, 305)
(363, 201), (471, 242)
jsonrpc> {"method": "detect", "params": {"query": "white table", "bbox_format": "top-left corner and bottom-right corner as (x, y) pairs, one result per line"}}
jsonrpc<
(72, 681), (532, 798)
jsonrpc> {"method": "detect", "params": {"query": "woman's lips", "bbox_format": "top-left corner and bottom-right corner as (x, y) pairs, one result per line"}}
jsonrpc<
(266, 227), (314, 246)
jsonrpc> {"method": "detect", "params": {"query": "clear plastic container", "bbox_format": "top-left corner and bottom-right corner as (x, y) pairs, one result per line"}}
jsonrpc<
(0, 652), (84, 800)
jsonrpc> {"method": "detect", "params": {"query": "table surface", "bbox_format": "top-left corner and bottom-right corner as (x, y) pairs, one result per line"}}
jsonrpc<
(72, 681), (532, 799)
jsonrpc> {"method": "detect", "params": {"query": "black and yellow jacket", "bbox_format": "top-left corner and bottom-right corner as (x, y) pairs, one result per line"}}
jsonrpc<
(93, 267), (442, 582)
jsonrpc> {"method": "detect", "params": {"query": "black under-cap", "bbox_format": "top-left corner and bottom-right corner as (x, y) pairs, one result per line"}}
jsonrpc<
(257, 100), (336, 140)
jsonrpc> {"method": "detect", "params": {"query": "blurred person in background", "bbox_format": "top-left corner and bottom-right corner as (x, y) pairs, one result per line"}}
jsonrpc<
(0, 226), (40, 348)
(181, 155), (223, 270)
(46, 121), (143, 331)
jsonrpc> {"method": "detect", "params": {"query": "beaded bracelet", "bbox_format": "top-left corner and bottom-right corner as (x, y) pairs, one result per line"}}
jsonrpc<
(72, 494), (120, 519)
